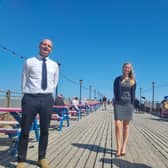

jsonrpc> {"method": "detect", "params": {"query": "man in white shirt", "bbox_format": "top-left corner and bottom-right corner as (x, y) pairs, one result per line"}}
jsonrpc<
(17, 39), (59, 168)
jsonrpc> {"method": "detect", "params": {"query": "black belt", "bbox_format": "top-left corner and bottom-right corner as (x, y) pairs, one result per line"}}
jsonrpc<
(24, 93), (52, 97)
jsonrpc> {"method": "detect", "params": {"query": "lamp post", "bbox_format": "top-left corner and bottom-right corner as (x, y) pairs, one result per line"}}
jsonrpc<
(152, 82), (155, 112)
(140, 87), (142, 111)
(94, 89), (96, 100)
(141, 96), (146, 111)
(79, 80), (83, 104)
(55, 62), (61, 98)
(6, 90), (11, 107)
(89, 85), (92, 100)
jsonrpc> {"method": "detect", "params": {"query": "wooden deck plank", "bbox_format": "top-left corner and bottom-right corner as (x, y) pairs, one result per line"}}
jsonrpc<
(93, 111), (111, 168)
(0, 108), (168, 168)
(65, 119), (104, 168)
(75, 111), (107, 168)
(83, 114), (107, 168)
(132, 113), (168, 167)
(55, 120), (100, 168)
(103, 110), (112, 168)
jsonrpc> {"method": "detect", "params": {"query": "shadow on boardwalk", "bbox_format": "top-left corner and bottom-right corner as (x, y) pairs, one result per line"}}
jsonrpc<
(101, 158), (152, 168)
(72, 143), (115, 154)
(0, 137), (37, 168)
(72, 143), (152, 168)
(0, 150), (16, 168)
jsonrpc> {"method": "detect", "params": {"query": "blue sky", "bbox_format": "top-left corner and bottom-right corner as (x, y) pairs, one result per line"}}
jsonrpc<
(0, 0), (168, 101)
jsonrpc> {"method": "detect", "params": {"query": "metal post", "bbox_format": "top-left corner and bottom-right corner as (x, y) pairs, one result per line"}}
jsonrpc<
(89, 85), (92, 100)
(152, 82), (155, 113)
(140, 87), (142, 111)
(94, 89), (96, 100)
(79, 80), (83, 103)
(55, 62), (61, 98)
(6, 90), (11, 107)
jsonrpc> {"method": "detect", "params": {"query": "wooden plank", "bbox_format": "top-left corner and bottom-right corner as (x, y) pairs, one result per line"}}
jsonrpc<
(59, 120), (101, 168)
(93, 110), (112, 168)
(79, 114), (107, 168)
(69, 111), (107, 168)
(103, 110), (112, 168)
(1, 109), (168, 168)
(0, 121), (18, 124)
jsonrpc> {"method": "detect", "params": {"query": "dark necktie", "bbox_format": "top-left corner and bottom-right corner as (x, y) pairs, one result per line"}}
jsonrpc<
(41, 58), (47, 90)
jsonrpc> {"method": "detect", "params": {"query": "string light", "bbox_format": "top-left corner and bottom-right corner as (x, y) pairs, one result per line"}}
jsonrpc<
(0, 43), (102, 96)
(142, 83), (168, 93)
(0, 43), (27, 59)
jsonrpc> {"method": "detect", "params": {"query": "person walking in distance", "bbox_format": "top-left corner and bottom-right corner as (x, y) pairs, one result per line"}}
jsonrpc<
(113, 63), (136, 157)
(17, 39), (59, 168)
(102, 96), (107, 110)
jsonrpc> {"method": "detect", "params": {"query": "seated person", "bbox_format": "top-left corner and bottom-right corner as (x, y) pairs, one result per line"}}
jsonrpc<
(55, 94), (65, 116)
(70, 96), (79, 111)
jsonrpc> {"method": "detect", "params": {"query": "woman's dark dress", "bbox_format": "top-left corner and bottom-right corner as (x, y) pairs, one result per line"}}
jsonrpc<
(114, 78), (135, 120)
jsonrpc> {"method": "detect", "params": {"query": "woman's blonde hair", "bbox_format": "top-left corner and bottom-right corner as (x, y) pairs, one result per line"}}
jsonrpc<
(122, 62), (135, 86)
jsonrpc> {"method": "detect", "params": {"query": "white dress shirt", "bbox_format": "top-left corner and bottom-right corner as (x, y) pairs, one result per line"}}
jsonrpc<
(22, 55), (59, 94)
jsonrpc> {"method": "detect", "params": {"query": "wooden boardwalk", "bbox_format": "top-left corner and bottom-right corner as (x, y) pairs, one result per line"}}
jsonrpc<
(0, 107), (168, 168)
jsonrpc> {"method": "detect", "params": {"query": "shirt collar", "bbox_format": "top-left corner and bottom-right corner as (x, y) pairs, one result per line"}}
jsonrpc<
(37, 55), (49, 61)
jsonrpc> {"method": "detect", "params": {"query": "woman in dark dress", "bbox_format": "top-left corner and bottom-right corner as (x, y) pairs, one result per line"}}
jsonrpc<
(113, 63), (136, 157)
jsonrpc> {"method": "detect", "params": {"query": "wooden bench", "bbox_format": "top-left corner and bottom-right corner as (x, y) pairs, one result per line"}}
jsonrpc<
(68, 109), (81, 120)
(0, 120), (19, 135)
(0, 107), (40, 155)
(88, 102), (101, 112)
(52, 105), (70, 131)
(160, 109), (168, 120)
(78, 104), (90, 116)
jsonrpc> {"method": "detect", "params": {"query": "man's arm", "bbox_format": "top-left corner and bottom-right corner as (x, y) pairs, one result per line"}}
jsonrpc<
(21, 61), (28, 92)
(54, 63), (59, 90)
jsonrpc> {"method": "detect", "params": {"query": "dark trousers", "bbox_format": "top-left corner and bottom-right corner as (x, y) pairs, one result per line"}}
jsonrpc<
(17, 94), (54, 162)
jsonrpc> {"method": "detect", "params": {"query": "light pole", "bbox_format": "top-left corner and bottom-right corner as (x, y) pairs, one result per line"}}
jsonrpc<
(140, 87), (142, 111)
(152, 82), (155, 112)
(89, 85), (92, 100)
(94, 89), (96, 100)
(79, 80), (83, 103)
(55, 62), (61, 98)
